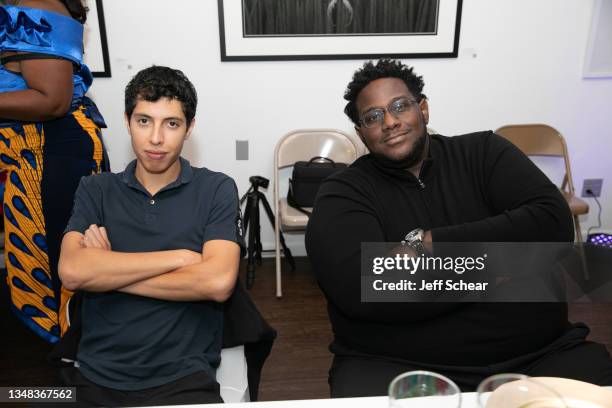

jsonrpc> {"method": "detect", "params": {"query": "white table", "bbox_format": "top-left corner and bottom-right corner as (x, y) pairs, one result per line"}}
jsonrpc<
(150, 387), (612, 408)
(159, 393), (479, 408)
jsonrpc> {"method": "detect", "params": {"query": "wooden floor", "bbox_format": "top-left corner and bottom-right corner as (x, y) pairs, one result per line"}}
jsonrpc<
(1, 257), (611, 402)
(247, 257), (333, 401)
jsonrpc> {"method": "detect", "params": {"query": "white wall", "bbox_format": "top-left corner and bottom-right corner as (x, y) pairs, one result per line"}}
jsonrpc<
(89, 0), (612, 255)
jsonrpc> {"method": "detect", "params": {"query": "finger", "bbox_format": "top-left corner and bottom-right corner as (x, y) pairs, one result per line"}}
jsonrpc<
(99, 227), (112, 250)
(88, 225), (106, 243)
(84, 224), (100, 240)
(84, 227), (105, 248)
(83, 232), (102, 248)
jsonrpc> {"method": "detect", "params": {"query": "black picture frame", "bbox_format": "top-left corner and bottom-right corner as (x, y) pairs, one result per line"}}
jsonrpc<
(583, 0), (612, 78)
(218, 0), (463, 61)
(85, 0), (111, 77)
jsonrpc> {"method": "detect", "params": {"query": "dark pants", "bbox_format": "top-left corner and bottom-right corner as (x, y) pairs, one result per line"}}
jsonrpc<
(60, 366), (222, 407)
(329, 324), (612, 397)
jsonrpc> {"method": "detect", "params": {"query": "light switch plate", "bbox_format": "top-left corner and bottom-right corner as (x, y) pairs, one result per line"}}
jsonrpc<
(236, 140), (248, 160)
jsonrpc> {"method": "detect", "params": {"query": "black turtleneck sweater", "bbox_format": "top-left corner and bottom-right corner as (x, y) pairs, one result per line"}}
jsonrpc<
(305, 131), (574, 366)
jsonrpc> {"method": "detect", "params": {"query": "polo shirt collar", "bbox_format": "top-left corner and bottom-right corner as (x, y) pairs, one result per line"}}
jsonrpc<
(121, 157), (193, 194)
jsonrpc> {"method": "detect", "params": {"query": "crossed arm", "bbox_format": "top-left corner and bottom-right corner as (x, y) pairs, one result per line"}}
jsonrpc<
(58, 225), (240, 302)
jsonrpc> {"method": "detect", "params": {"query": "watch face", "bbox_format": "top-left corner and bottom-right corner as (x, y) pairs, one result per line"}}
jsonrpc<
(407, 229), (424, 243)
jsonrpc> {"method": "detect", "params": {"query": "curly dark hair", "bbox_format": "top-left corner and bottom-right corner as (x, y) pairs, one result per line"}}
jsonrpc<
(125, 66), (198, 125)
(60, 0), (88, 23)
(344, 59), (426, 126)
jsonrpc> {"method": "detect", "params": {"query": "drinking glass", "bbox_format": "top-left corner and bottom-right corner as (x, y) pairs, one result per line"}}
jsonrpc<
(477, 373), (567, 408)
(388, 370), (462, 407)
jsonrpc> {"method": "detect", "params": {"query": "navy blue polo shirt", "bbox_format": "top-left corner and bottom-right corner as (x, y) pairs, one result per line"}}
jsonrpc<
(64, 157), (244, 390)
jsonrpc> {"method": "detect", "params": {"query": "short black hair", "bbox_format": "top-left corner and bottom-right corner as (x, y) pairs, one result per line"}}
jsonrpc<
(344, 59), (426, 126)
(125, 66), (198, 125)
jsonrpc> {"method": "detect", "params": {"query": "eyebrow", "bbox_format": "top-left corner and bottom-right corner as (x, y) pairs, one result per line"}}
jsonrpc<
(132, 113), (184, 122)
(132, 113), (152, 119)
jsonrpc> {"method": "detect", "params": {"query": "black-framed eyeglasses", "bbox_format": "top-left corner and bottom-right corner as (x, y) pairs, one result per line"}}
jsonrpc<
(359, 98), (419, 129)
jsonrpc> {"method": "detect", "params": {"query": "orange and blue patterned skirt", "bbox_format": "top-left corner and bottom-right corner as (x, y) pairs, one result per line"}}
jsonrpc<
(0, 101), (109, 343)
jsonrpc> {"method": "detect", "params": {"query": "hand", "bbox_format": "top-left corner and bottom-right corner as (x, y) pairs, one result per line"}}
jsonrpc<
(394, 243), (418, 258)
(423, 230), (433, 254)
(180, 249), (203, 267)
(82, 224), (112, 250)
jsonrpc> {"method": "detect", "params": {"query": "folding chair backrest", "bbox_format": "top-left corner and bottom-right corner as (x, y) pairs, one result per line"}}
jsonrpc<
(275, 129), (359, 169)
(496, 124), (575, 194)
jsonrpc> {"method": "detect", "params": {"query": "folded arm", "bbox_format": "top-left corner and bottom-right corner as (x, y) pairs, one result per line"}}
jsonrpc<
(59, 224), (240, 302)
(306, 180), (460, 323)
(119, 239), (241, 302)
(430, 133), (574, 243)
(58, 227), (202, 292)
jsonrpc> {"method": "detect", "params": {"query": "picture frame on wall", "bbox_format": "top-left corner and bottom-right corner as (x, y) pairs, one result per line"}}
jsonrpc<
(583, 0), (612, 78)
(83, 0), (111, 77)
(218, 0), (463, 61)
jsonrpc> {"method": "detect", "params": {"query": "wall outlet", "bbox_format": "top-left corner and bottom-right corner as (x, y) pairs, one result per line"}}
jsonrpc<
(581, 178), (603, 197)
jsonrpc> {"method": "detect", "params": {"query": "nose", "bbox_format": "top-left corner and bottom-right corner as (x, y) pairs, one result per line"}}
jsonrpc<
(382, 109), (400, 130)
(149, 124), (164, 145)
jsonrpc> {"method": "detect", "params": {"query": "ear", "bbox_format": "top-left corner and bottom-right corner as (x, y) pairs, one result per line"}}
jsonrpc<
(420, 99), (430, 125)
(355, 125), (367, 146)
(124, 113), (131, 134)
(185, 118), (196, 140)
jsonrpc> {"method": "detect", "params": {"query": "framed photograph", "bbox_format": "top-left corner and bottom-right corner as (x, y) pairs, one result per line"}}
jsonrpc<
(83, 0), (111, 77)
(218, 0), (463, 61)
(583, 0), (612, 78)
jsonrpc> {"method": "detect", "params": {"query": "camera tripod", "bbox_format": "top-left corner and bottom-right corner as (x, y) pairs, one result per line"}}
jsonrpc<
(240, 176), (295, 289)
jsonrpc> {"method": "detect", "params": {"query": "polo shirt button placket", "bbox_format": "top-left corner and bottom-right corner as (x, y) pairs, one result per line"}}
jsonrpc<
(144, 196), (158, 225)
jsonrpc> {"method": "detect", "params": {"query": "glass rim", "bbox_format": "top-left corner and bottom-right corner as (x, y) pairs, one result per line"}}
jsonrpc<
(475, 373), (529, 395)
(476, 373), (568, 408)
(388, 370), (462, 404)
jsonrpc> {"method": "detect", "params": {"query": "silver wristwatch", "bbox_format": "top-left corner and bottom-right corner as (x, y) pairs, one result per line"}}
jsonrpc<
(401, 228), (426, 256)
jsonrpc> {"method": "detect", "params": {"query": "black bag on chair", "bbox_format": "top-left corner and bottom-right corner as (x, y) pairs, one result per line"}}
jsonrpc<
(287, 156), (347, 215)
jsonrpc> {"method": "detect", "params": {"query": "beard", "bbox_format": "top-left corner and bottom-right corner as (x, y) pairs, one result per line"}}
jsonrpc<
(370, 128), (428, 170)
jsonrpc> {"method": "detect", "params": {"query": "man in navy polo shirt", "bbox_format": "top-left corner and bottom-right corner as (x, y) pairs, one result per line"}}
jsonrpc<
(58, 66), (243, 406)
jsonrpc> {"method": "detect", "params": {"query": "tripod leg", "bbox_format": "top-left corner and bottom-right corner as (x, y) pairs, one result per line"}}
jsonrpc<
(252, 195), (263, 266)
(243, 200), (251, 232)
(255, 223), (263, 266)
(239, 186), (253, 206)
(258, 192), (296, 271)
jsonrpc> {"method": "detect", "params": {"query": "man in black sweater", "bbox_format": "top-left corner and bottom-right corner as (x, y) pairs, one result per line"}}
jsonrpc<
(305, 59), (612, 397)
